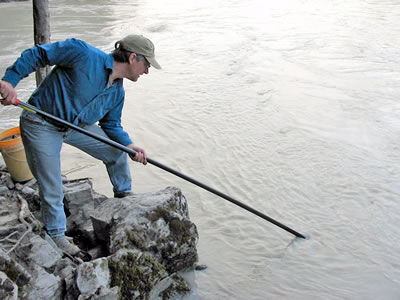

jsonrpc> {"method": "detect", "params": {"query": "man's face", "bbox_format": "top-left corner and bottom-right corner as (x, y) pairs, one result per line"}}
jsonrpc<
(127, 53), (150, 82)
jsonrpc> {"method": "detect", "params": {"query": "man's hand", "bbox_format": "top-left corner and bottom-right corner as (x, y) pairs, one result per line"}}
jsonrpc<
(127, 144), (147, 165)
(0, 81), (18, 106)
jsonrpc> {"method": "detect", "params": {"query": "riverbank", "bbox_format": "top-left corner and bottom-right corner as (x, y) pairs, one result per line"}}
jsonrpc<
(0, 163), (202, 299)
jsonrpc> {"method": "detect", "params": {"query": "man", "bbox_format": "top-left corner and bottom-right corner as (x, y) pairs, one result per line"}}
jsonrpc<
(0, 34), (161, 255)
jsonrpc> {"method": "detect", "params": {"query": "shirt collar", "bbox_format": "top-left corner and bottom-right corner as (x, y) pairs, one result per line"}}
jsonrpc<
(105, 53), (114, 71)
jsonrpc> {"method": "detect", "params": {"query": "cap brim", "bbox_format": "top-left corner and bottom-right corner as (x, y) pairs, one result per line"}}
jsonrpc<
(146, 56), (161, 69)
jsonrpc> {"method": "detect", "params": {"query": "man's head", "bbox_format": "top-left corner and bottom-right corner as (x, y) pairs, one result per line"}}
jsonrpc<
(112, 34), (161, 70)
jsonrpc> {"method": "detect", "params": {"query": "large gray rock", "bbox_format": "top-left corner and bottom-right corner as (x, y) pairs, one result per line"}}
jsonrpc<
(76, 258), (111, 296)
(26, 234), (62, 268)
(26, 265), (63, 300)
(63, 180), (95, 231)
(74, 248), (192, 300)
(91, 187), (199, 272)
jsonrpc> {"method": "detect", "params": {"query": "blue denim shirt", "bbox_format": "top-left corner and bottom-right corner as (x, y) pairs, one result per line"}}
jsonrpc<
(2, 38), (132, 146)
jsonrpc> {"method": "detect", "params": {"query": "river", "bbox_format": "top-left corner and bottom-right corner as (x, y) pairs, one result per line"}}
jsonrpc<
(0, 0), (399, 299)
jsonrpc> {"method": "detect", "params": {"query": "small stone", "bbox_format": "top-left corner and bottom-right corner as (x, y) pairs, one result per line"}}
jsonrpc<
(5, 176), (14, 190)
(21, 186), (35, 195)
(195, 264), (207, 271)
(58, 265), (75, 282)
(23, 178), (37, 188)
(15, 183), (24, 191)
(0, 186), (9, 194)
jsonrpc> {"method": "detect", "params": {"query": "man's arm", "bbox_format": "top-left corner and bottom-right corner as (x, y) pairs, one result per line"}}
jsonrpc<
(99, 100), (147, 165)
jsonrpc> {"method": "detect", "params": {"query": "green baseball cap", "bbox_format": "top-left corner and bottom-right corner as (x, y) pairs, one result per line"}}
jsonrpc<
(115, 34), (161, 69)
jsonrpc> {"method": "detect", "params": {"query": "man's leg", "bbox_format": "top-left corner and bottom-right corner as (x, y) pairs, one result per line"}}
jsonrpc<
(20, 112), (66, 237)
(64, 123), (132, 194)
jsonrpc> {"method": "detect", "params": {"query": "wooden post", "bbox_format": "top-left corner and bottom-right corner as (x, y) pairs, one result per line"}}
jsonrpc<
(32, 0), (50, 86)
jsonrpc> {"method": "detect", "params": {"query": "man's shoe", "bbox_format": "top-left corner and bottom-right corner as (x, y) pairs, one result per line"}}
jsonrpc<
(114, 191), (134, 198)
(52, 236), (81, 256)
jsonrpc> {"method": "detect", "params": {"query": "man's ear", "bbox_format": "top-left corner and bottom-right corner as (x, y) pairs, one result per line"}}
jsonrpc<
(128, 52), (137, 64)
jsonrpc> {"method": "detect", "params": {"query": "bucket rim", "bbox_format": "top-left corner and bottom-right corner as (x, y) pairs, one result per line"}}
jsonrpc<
(0, 127), (22, 149)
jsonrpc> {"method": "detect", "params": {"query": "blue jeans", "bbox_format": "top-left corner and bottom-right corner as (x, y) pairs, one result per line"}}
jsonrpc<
(20, 110), (132, 237)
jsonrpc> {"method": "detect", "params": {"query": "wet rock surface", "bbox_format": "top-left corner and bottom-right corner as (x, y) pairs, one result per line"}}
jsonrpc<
(0, 163), (199, 299)
(91, 187), (199, 273)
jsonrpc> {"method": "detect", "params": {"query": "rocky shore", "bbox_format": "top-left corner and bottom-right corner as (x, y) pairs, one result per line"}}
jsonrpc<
(0, 164), (202, 299)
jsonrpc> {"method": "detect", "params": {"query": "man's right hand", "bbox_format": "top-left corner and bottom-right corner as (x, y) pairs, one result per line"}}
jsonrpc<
(0, 81), (18, 106)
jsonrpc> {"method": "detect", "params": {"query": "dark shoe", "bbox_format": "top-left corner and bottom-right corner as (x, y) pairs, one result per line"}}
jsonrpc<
(114, 191), (134, 198)
(52, 236), (81, 256)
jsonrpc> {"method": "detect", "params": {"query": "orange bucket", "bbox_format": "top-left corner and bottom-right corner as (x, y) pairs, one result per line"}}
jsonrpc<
(0, 127), (33, 182)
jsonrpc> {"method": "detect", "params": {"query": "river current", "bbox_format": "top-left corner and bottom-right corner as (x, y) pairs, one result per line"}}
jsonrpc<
(0, 0), (399, 299)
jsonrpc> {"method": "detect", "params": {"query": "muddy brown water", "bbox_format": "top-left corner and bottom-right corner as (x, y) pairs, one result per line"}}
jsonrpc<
(1, 1), (399, 299)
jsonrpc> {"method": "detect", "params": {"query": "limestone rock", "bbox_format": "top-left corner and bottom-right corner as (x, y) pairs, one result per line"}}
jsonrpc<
(3, 175), (14, 190)
(25, 234), (62, 268)
(159, 273), (191, 299)
(0, 186), (8, 195)
(21, 186), (35, 195)
(91, 187), (199, 272)
(22, 178), (37, 188)
(76, 258), (110, 296)
(74, 248), (192, 299)
(92, 190), (108, 208)
(63, 180), (95, 231)
(25, 265), (63, 300)
(14, 184), (23, 191)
